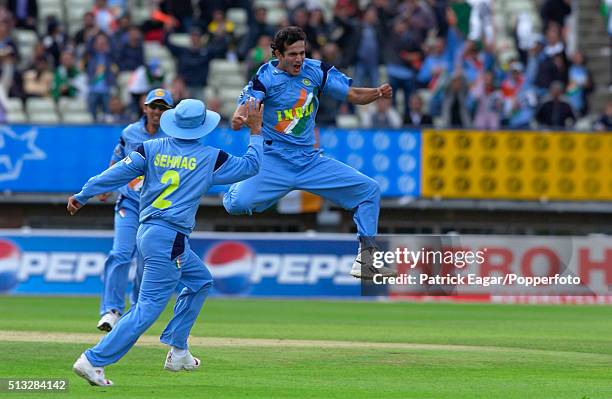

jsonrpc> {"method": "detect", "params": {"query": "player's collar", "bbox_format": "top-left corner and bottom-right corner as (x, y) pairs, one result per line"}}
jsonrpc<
(270, 59), (299, 76)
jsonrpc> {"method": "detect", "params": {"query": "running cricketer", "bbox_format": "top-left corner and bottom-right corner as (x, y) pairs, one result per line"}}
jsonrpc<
(225, 26), (395, 279)
(96, 88), (173, 332)
(69, 98), (264, 386)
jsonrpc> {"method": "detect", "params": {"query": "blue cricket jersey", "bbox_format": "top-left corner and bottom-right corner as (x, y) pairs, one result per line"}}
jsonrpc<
(111, 117), (168, 211)
(238, 58), (352, 146)
(75, 135), (263, 235)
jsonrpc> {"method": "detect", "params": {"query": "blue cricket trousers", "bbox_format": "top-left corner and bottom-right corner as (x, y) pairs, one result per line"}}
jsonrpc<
(100, 205), (144, 316)
(86, 223), (213, 367)
(223, 141), (380, 237)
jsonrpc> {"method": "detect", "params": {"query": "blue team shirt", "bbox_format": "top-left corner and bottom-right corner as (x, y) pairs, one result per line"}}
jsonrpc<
(111, 117), (167, 211)
(75, 136), (263, 235)
(238, 58), (352, 146)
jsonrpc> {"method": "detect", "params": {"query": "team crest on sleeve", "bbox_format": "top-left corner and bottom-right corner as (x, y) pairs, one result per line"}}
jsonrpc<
(302, 78), (311, 86)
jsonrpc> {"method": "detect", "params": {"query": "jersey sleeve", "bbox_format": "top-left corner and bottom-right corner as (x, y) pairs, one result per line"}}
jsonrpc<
(110, 132), (127, 163)
(321, 62), (353, 101)
(211, 135), (263, 185)
(237, 72), (268, 105)
(74, 150), (146, 205)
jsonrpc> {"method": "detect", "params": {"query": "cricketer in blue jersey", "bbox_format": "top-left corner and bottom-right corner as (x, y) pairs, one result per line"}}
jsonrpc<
(225, 26), (396, 279)
(69, 99), (264, 386)
(96, 88), (174, 333)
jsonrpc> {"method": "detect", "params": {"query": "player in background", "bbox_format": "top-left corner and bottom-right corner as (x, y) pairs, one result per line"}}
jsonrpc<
(225, 26), (396, 279)
(96, 88), (174, 332)
(69, 98), (264, 386)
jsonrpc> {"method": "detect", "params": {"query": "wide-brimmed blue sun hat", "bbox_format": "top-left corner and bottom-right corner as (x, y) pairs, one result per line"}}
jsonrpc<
(160, 99), (221, 140)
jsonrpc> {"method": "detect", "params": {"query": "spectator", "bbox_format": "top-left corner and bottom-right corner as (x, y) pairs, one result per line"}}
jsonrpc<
(92, 0), (118, 34)
(0, 22), (20, 63)
(536, 81), (576, 128)
(441, 74), (471, 128)
(74, 12), (99, 54)
(41, 16), (68, 67)
(566, 51), (593, 116)
(206, 9), (233, 56)
(246, 34), (271, 78)
(417, 37), (451, 89)
(329, 0), (358, 68)
(197, 0), (227, 28)
(535, 53), (568, 94)
(126, 60), (164, 117)
(405, 92), (433, 127)
(501, 62), (537, 128)
(514, 11), (536, 65)
(0, 52), (15, 123)
(308, 7), (330, 51)
(51, 50), (85, 100)
(85, 32), (117, 121)
(169, 75), (189, 104)
(457, 40), (494, 89)
(104, 95), (131, 124)
(540, 0), (572, 32)
(159, 0), (193, 33)
(111, 12), (131, 46)
(471, 70), (503, 130)
(352, 6), (384, 88)
(163, 26), (222, 98)
(384, 18), (421, 120)
(400, 0), (435, 43)
(467, 0), (494, 46)
(23, 56), (53, 97)
(543, 23), (565, 58)
(361, 97), (402, 128)
(7, 0), (37, 31)
(238, 6), (275, 60)
(115, 25), (144, 72)
(525, 33), (546, 87)
(372, 0), (394, 27)
(593, 100), (612, 131)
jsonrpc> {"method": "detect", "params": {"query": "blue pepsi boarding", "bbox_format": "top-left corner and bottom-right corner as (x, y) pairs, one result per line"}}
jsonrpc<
(224, 26), (396, 279)
(70, 99), (263, 387)
(97, 88), (174, 333)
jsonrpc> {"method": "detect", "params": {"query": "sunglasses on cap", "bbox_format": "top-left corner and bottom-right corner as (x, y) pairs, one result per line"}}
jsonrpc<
(147, 102), (172, 111)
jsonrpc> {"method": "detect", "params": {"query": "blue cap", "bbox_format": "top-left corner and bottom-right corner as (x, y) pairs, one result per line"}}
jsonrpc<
(144, 88), (173, 107)
(160, 99), (220, 140)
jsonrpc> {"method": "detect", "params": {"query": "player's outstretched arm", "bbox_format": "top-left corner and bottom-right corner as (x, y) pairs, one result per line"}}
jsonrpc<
(346, 83), (393, 105)
(213, 100), (264, 185)
(67, 151), (146, 215)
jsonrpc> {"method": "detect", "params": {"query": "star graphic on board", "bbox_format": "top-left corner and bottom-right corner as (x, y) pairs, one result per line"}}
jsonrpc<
(0, 126), (46, 182)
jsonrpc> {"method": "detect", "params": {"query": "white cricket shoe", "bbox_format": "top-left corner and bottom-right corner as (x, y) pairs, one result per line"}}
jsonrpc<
(350, 245), (396, 279)
(73, 354), (113, 386)
(96, 310), (120, 332)
(164, 350), (201, 372)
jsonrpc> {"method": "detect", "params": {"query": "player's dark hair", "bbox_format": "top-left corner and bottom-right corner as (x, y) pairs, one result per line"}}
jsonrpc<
(271, 26), (307, 55)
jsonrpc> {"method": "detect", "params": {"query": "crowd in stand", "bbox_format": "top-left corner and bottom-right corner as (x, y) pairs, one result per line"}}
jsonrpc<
(0, 0), (609, 131)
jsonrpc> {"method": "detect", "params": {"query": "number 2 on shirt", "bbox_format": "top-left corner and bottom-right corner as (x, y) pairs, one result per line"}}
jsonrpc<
(152, 170), (180, 209)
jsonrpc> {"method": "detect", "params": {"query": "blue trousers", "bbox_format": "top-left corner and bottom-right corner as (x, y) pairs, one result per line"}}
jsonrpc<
(100, 206), (144, 316)
(86, 223), (213, 367)
(223, 142), (380, 237)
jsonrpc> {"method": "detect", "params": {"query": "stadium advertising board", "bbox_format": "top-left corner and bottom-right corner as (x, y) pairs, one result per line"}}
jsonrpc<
(0, 125), (420, 197)
(379, 235), (612, 302)
(1, 230), (611, 302)
(0, 230), (360, 297)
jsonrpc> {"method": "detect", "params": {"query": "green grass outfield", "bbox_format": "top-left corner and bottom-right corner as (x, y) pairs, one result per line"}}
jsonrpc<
(0, 296), (611, 398)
